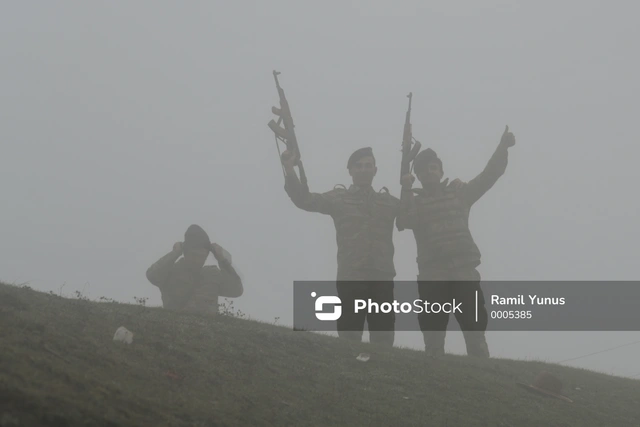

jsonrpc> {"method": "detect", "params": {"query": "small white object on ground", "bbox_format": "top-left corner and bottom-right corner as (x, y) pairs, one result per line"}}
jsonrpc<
(356, 352), (370, 362)
(113, 326), (134, 344)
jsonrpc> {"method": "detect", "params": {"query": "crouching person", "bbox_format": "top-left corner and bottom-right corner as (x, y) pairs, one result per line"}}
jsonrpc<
(146, 224), (243, 314)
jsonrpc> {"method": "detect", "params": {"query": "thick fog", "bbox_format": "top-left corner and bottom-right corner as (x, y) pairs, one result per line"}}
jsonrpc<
(1, 2), (638, 378)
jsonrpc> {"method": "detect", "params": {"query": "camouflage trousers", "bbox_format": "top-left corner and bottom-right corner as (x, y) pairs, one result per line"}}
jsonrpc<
(417, 265), (489, 358)
(336, 271), (395, 347)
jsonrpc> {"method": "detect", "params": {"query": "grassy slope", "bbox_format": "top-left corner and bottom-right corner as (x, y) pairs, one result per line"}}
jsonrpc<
(1, 282), (638, 427)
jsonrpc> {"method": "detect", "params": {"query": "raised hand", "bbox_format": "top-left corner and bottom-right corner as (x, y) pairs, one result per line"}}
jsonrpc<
(450, 178), (466, 190)
(401, 173), (415, 189)
(210, 243), (231, 264)
(280, 149), (299, 171)
(500, 125), (516, 148)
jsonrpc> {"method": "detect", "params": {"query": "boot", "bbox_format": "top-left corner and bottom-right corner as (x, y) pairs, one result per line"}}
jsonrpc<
(463, 331), (490, 358)
(423, 330), (446, 358)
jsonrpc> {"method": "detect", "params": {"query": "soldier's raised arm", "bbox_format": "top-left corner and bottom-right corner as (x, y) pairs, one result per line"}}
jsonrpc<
(396, 173), (418, 231)
(145, 242), (182, 289)
(281, 150), (336, 215)
(210, 243), (243, 298)
(460, 126), (516, 206)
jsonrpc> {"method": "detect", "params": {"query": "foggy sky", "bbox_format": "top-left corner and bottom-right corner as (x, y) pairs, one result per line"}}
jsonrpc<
(1, 1), (639, 379)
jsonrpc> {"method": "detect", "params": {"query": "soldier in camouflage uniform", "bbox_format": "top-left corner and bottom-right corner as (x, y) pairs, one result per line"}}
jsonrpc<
(281, 147), (400, 347)
(398, 126), (516, 358)
(146, 224), (243, 315)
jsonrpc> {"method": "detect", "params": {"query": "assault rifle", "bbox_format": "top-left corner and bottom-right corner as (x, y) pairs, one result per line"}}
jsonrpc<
(400, 92), (422, 184)
(268, 70), (308, 191)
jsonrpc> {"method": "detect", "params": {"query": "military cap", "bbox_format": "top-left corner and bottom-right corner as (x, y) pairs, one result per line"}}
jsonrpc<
(183, 224), (211, 253)
(413, 148), (443, 174)
(347, 147), (374, 169)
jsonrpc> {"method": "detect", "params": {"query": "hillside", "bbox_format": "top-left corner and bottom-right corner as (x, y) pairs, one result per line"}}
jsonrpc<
(1, 282), (638, 427)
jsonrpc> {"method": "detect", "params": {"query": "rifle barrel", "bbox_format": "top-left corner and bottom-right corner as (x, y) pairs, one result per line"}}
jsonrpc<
(273, 70), (281, 89)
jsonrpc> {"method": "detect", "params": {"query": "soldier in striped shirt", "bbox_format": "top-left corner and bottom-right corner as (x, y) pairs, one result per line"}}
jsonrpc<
(281, 147), (400, 347)
(398, 126), (516, 358)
